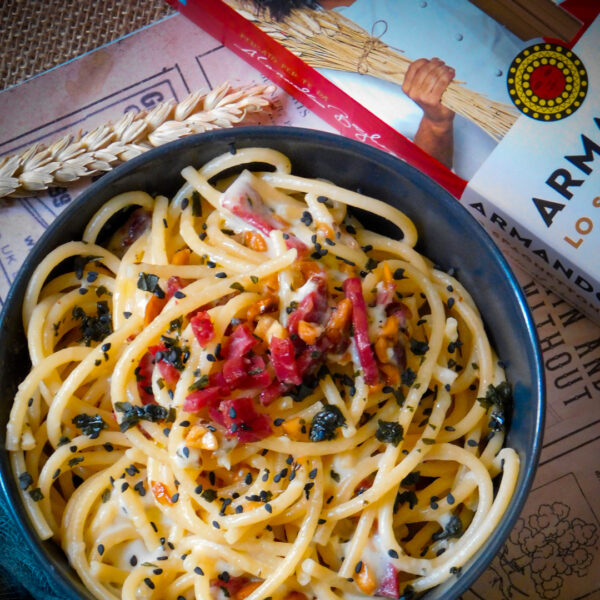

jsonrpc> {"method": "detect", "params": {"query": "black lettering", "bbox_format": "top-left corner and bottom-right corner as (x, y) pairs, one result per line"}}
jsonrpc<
(469, 202), (486, 216)
(491, 213), (507, 230)
(574, 275), (593, 292)
(539, 331), (564, 354)
(532, 247), (550, 263)
(509, 227), (532, 248)
(552, 259), (573, 280)
(558, 307), (585, 327)
(546, 168), (584, 200)
(522, 281), (539, 298)
(545, 351), (572, 371)
(537, 313), (556, 330)
(584, 357), (600, 377)
(529, 300), (545, 311)
(565, 134), (600, 175)
(554, 368), (583, 389)
(532, 197), (565, 227)
(574, 337), (600, 358)
(563, 385), (591, 406)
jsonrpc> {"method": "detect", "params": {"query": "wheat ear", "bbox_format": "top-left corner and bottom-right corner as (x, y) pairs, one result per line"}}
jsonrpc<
(0, 82), (275, 198)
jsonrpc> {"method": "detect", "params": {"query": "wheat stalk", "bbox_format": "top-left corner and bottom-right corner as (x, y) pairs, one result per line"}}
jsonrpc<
(227, 1), (518, 141)
(0, 82), (275, 198)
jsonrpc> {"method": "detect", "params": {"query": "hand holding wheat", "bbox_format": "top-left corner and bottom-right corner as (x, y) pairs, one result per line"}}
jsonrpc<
(0, 82), (275, 199)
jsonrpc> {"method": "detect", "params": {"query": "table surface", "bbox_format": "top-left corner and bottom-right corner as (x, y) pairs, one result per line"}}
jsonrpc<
(0, 0), (174, 90)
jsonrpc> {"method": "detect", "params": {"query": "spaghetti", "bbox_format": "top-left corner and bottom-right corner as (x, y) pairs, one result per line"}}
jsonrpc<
(7, 147), (519, 600)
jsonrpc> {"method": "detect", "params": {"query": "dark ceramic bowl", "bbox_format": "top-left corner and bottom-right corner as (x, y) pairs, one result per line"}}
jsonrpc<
(0, 127), (544, 599)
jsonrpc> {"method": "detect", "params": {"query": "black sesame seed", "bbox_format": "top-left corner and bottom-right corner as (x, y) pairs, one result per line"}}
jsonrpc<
(97, 544), (104, 556)
(212, 520), (220, 529)
(194, 566), (204, 576)
(174, 290), (186, 299)
(130, 555), (138, 566)
(144, 578), (155, 590)
(215, 272), (227, 278)
(355, 561), (363, 574)
(265, 503), (273, 513)
(388, 549), (399, 558)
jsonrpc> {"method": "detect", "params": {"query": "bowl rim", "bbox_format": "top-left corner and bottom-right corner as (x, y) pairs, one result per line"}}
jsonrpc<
(0, 125), (545, 599)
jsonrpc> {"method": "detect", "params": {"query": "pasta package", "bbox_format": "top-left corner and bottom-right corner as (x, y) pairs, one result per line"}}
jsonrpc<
(7, 148), (519, 600)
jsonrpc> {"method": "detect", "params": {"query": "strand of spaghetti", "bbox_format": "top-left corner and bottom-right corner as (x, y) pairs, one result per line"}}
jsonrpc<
(221, 469), (306, 542)
(7, 346), (90, 450)
(149, 195), (169, 264)
(10, 450), (53, 539)
(38, 431), (130, 532)
(186, 539), (280, 577)
(146, 458), (219, 538)
(164, 571), (195, 600)
(437, 295), (494, 442)
(412, 447), (519, 591)
(179, 210), (259, 272)
(357, 230), (429, 274)
(170, 147), (292, 218)
(45, 315), (141, 447)
(245, 458), (323, 600)
(63, 452), (136, 600)
(110, 232), (147, 330)
(22, 242), (120, 327)
(82, 191), (155, 243)
(377, 442), (496, 577)
(204, 210), (266, 263)
(300, 559), (361, 594)
(260, 172), (418, 247)
(124, 262), (214, 280)
(323, 392), (451, 521)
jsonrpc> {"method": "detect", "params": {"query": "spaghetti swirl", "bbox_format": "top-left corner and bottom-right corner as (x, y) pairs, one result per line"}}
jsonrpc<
(8, 148), (518, 600)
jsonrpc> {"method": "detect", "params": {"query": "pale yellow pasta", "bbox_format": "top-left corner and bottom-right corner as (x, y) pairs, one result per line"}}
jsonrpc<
(7, 148), (518, 600)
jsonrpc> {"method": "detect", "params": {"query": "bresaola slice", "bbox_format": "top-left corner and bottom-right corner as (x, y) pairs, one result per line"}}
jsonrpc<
(343, 277), (379, 385)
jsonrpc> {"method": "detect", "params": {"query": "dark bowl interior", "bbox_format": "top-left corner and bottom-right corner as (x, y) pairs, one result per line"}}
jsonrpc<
(0, 127), (544, 599)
